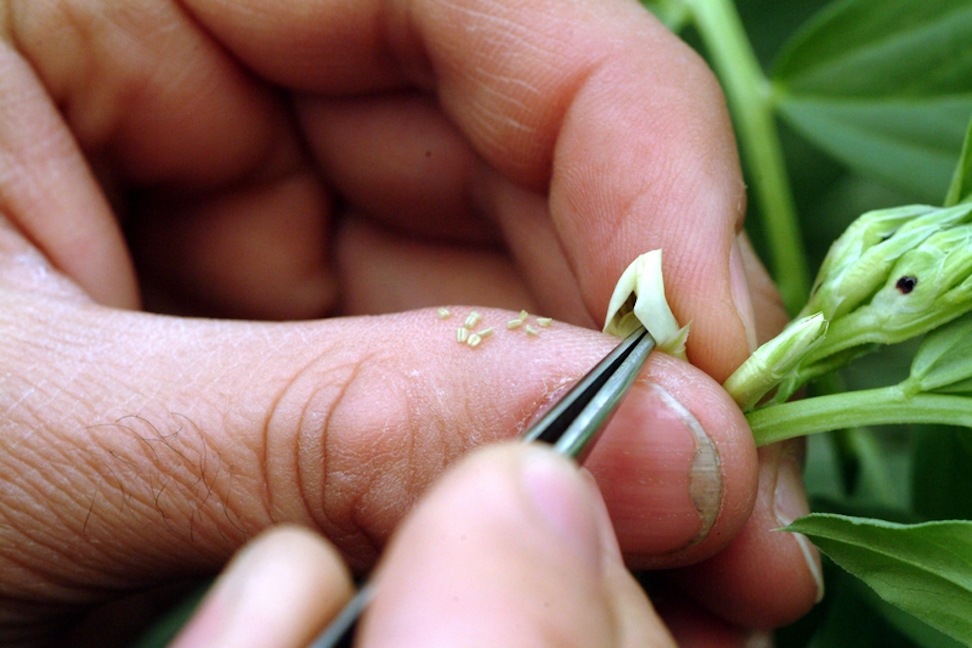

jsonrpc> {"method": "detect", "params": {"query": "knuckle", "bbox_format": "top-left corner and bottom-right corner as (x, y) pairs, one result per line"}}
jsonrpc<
(270, 349), (462, 569)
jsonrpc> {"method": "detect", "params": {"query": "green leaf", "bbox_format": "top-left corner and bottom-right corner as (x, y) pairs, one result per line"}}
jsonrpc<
(773, 0), (972, 96)
(771, 0), (972, 201)
(775, 98), (971, 202)
(787, 514), (972, 644)
(909, 313), (972, 393)
(945, 119), (972, 207)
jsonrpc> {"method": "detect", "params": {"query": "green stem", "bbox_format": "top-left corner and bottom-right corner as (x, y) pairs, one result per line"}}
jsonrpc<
(748, 386), (972, 446)
(683, 0), (810, 313)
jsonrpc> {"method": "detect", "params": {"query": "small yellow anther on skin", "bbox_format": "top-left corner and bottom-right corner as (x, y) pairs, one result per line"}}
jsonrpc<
(464, 311), (482, 328)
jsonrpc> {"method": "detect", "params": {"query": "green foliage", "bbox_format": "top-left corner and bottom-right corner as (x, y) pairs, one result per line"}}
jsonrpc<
(787, 515), (972, 644)
(908, 312), (972, 394)
(640, 0), (972, 644)
(772, 0), (972, 202)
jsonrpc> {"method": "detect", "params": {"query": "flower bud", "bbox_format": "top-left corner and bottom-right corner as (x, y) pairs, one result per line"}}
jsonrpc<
(726, 202), (972, 411)
(805, 224), (972, 366)
(803, 203), (972, 320)
(724, 312), (828, 410)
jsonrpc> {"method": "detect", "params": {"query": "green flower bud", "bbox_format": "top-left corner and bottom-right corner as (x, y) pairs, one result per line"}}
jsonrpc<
(803, 203), (972, 320)
(804, 224), (972, 367)
(724, 312), (828, 410)
(726, 202), (972, 410)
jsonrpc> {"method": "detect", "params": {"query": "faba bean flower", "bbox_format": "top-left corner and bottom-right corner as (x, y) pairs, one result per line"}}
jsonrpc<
(603, 250), (689, 357)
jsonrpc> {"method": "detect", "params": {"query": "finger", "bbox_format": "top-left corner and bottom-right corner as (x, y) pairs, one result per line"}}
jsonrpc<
(298, 93), (493, 244)
(669, 441), (823, 629)
(182, 0), (760, 379)
(651, 586), (753, 648)
(658, 241), (819, 629)
(171, 526), (353, 648)
(6, 1), (285, 189)
(736, 232), (789, 347)
(585, 351), (757, 569)
(4, 3), (334, 318)
(128, 170), (338, 319)
(0, 28), (137, 308)
(360, 443), (675, 647)
(334, 215), (537, 315)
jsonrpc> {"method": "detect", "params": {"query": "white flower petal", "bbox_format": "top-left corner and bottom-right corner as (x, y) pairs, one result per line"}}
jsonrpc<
(603, 250), (689, 357)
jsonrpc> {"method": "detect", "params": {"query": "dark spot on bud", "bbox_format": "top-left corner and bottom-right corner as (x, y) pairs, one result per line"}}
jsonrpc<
(896, 275), (918, 294)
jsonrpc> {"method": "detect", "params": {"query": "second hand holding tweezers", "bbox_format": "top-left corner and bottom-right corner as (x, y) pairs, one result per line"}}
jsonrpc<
(310, 324), (657, 648)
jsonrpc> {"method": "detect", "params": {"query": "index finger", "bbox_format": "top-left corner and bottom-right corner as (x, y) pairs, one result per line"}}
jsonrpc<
(183, 0), (761, 381)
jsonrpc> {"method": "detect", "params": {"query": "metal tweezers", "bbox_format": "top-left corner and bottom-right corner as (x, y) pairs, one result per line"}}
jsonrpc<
(309, 325), (656, 648)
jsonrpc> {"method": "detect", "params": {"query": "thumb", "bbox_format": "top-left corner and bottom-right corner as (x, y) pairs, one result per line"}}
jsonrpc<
(0, 254), (754, 636)
(360, 443), (676, 647)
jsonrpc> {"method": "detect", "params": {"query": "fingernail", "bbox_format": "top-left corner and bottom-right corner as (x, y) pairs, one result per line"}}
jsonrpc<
(592, 383), (724, 554)
(773, 451), (825, 603)
(520, 447), (610, 571)
(730, 235), (758, 353)
(652, 385), (723, 545)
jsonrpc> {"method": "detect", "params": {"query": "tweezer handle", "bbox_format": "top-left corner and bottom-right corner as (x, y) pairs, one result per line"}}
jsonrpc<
(308, 325), (654, 647)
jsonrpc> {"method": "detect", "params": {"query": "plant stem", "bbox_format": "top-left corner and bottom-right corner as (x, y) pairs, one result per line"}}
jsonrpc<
(683, 0), (810, 313)
(748, 386), (972, 446)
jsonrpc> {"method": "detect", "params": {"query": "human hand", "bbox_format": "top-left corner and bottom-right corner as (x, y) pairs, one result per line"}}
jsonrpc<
(172, 444), (679, 648)
(0, 0), (818, 645)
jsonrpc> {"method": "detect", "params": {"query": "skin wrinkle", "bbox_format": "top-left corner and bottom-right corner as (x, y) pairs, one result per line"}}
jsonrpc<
(311, 340), (494, 569)
(270, 343), (377, 537)
(352, 391), (431, 560)
(0, 496), (110, 604)
(261, 352), (324, 526)
(315, 357), (380, 560)
(469, 72), (535, 138)
(2, 320), (250, 593)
